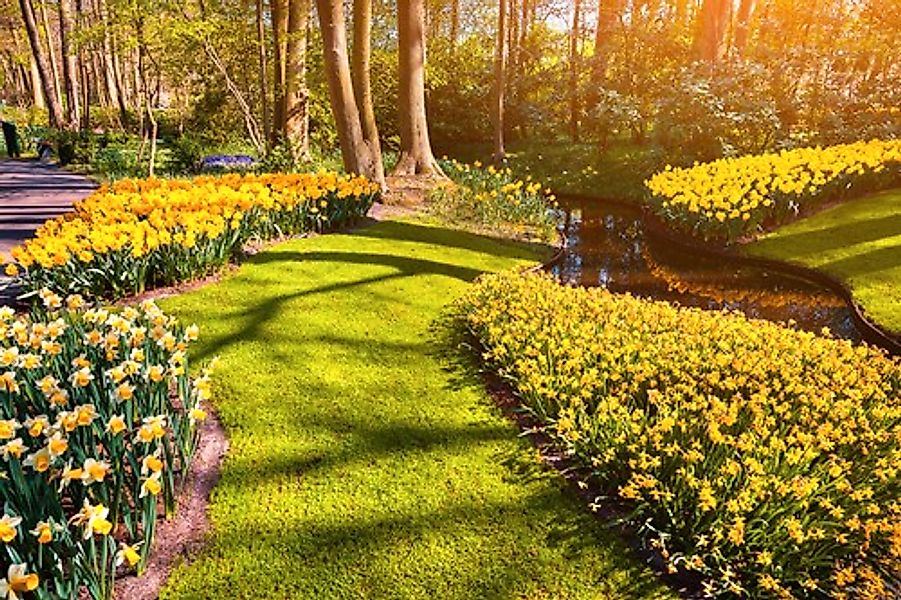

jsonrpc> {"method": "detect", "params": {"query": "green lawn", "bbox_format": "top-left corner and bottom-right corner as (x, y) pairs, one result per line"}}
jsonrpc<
(157, 220), (673, 599)
(747, 188), (901, 334)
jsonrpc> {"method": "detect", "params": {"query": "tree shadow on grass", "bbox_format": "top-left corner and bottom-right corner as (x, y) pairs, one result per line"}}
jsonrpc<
(754, 211), (901, 260)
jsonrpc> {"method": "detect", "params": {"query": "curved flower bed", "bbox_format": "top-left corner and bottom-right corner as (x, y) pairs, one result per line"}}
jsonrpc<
(459, 272), (901, 599)
(0, 289), (208, 599)
(3, 172), (379, 298)
(644, 139), (901, 243)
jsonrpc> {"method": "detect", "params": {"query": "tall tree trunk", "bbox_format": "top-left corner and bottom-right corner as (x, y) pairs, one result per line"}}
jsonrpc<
(285, 0), (311, 158)
(315, 0), (385, 189)
(733, 0), (755, 55)
(492, 0), (507, 163)
(393, 0), (442, 176)
(98, 0), (124, 126)
(569, 0), (581, 143)
(19, 0), (63, 126)
(350, 0), (384, 182)
(271, 0), (289, 141)
(58, 0), (80, 128)
(255, 0), (270, 144)
(37, 0), (63, 111)
(693, 0), (731, 64)
(450, 0), (459, 46)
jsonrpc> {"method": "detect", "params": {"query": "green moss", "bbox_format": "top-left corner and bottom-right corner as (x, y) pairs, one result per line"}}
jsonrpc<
(157, 220), (674, 600)
(747, 189), (901, 334)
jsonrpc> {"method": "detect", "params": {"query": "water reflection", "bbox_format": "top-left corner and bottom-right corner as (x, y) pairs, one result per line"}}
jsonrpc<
(550, 197), (859, 341)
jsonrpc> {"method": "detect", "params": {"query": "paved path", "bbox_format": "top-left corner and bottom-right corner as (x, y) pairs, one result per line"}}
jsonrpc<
(0, 160), (95, 305)
(0, 159), (95, 257)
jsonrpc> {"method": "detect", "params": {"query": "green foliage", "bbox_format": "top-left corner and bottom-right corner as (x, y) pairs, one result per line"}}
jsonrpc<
(156, 220), (674, 600)
(166, 134), (207, 174)
(748, 188), (901, 333)
(460, 271), (901, 599)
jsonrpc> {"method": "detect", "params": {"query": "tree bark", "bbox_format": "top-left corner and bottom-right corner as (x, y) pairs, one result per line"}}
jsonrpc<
(393, 0), (442, 176)
(733, 0), (755, 56)
(350, 0), (384, 179)
(492, 0), (507, 163)
(693, 0), (731, 64)
(450, 0), (459, 46)
(271, 0), (289, 141)
(255, 0), (270, 144)
(315, 0), (385, 189)
(569, 0), (581, 143)
(284, 0), (311, 157)
(58, 0), (81, 128)
(37, 0), (63, 111)
(18, 0), (63, 126)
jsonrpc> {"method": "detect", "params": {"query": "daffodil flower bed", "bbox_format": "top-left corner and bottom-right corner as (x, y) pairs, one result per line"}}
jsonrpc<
(0, 289), (209, 599)
(459, 272), (901, 599)
(429, 158), (560, 242)
(3, 172), (380, 298)
(644, 139), (901, 243)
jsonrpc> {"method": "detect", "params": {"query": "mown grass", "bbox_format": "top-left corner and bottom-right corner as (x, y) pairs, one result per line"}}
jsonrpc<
(157, 220), (674, 599)
(747, 188), (901, 334)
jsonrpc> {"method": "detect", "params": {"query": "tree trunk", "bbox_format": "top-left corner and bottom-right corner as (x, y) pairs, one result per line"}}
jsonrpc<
(350, 0), (384, 181)
(492, 0), (507, 163)
(284, 0), (311, 158)
(693, 0), (731, 64)
(58, 0), (80, 128)
(315, 0), (385, 189)
(569, 0), (581, 143)
(393, 0), (442, 176)
(733, 0), (755, 56)
(271, 0), (289, 141)
(19, 0), (63, 126)
(37, 0), (63, 111)
(255, 0), (270, 144)
(450, 0), (459, 46)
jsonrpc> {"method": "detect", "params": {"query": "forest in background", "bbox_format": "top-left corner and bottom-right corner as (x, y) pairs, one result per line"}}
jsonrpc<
(0, 0), (899, 182)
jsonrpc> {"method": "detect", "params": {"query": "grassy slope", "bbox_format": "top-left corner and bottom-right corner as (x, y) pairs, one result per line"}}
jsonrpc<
(747, 188), (901, 334)
(158, 220), (673, 600)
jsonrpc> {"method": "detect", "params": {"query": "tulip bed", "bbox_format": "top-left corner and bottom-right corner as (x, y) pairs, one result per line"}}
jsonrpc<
(2, 172), (380, 299)
(0, 289), (209, 599)
(644, 139), (901, 243)
(459, 272), (901, 599)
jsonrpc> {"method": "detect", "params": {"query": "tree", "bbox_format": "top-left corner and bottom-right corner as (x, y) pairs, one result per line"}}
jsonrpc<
(284, 0), (311, 157)
(693, 0), (731, 64)
(350, 0), (384, 185)
(733, 0), (755, 55)
(569, 0), (581, 142)
(491, 0), (506, 163)
(393, 0), (442, 176)
(315, 0), (385, 189)
(58, 0), (80, 128)
(17, 0), (63, 126)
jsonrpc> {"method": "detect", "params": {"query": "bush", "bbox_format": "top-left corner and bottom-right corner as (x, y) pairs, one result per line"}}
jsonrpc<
(3, 172), (379, 298)
(459, 272), (901, 599)
(645, 139), (901, 243)
(166, 134), (207, 175)
(0, 289), (208, 599)
(429, 158), (560, 242)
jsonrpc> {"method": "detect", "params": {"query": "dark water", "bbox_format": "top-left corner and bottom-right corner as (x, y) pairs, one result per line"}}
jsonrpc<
(550, 196), (860, 341)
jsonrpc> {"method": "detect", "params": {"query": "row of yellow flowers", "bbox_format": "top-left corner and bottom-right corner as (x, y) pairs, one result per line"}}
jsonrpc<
(644, 139), (901, 242)
(2, 172), (380, 298)
(0, 289), (208, 599)
(459, 272), (900, 599)
(429, 158), (560, 241)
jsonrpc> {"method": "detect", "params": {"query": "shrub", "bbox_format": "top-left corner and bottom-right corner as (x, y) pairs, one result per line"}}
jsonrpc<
(459, 272), (901, 599)
(0, 289), (208, 599)
(3, 172), (379, 299)
(644, 139), (901, 243)
(429, 158), (560, 242)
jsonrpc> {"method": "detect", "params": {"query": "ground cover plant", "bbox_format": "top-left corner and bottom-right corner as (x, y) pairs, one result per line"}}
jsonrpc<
(459, 271), (901, 599)
(748, 188), (901, 334)
(0, 289), (208, 599)
(644, 139), (901, 243)
(429, 158), (560, 242)
(155, 220), (674, 600)
(2, 172), (379, 298)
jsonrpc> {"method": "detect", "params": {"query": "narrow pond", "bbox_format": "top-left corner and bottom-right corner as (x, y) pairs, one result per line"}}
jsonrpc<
(550, 196), (862, 342)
